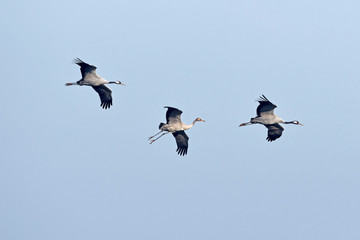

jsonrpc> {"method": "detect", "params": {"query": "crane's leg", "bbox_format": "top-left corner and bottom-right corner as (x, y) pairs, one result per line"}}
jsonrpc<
(148, 130), (163, 140)
(66, 80), (83, 86)
(149, 132), (169, 144)
(239, 122), (252, 127)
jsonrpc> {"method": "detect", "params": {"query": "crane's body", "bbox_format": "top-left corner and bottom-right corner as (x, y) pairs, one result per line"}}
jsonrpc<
(149, 107), (205, 156)
(74, 77), (107, 86)
(239, 95), (302, 141)
(159, 121), (197, 132)
(66, 58), (125, 109)
(249, 114), (284, 125)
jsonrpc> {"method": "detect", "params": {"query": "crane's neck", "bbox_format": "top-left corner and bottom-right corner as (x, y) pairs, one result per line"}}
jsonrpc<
(108, 81), (125, 85)
(102, 80), (124, 85)
(182, 119), (199, 130)
(284, 120), (302, 126)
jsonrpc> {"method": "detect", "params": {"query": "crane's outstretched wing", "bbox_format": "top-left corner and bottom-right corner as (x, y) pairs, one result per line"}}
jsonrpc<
(265, 123), (284, 142)
(172, 131), (189, 156)
(92, 85), (113, 109)
(164, 106), (183, 124)
(256, 95), (277, 117)
(74, 58), (97, 78)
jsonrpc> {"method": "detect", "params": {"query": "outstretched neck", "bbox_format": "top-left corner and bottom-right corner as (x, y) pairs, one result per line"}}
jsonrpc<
(183, 123), (194, 130)
(182, 118), (205, 130)
(284, 120), (302, 126)
(190, 119), (199, 127)
(108, 81), (125, 86)
(182, 119), (198, 130)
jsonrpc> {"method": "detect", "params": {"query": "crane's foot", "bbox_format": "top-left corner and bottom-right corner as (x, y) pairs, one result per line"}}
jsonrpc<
(149, 139), (156, 144)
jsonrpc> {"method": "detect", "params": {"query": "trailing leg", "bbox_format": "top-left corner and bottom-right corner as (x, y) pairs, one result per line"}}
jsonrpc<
(149, 132), (169, 144)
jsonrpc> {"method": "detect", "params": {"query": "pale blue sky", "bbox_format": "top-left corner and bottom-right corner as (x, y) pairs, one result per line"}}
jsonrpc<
(1, 0), (359, 239)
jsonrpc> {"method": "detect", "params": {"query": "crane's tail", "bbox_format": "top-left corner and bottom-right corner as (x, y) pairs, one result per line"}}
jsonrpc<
(158, 122), (165, 129)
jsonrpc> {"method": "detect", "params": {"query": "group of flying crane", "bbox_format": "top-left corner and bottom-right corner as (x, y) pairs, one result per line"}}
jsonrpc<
(66, 58), (303, 156)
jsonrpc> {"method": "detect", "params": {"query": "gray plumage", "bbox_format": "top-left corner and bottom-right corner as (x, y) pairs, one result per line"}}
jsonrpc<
(149, 106), (205, 156)
(240, 95), (303, 142)
(65, 58), (125, 109)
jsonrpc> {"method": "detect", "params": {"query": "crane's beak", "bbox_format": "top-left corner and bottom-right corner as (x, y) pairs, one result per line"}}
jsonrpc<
(120, 83), (126, 86)
(299, 123), (304, 126)
(201, 119), (206, 122)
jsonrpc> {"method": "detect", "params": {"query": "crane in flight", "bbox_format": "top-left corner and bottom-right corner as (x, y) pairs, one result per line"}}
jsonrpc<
(239, 95), (303, 141)
(66, 58), (125, 109)
(149, 106), (205, 156)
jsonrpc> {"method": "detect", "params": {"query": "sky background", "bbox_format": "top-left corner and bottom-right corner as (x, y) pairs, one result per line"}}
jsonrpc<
(1, 0), (360, 239)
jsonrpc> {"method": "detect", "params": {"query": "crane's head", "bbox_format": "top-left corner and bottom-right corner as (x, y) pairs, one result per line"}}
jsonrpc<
(292, 120), (303, 126)
(195, 117), (206, 122)
(115, 81), (126, 86)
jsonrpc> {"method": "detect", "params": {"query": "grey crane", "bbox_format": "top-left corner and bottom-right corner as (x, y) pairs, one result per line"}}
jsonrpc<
(149, 106), (205, 156)
(65, 58), (125, 109)
(239, 95), (303, 141)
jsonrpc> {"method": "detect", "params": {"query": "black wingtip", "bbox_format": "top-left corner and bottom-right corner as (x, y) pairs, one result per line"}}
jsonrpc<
(100, 101), (113, 109)
(258, 94), (269, 102)
(176, 147), (188, 156)
(73, 58), (83, 64)
(266, 136), (278, 142)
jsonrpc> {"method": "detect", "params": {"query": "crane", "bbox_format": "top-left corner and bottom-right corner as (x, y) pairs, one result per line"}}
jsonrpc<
(149, 106), (205, 156)
(65, 58), (125, 109)
(239, 95), (303, 141)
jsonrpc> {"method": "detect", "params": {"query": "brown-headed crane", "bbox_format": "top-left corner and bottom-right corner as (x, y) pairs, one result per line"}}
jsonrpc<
(149, 107), (205, 156)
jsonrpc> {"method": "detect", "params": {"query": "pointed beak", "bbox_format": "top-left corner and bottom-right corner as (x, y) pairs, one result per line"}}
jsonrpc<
(299, 123), (304, 126)
(120, 83), (126, 86)
(201, 119), (206, 122)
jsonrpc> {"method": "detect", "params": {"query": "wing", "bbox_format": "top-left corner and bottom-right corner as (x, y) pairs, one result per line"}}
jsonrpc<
(74, 58), (97, 78)
(256, 95), (277, 117)
(164, 106), (183, 124)
(91, 85), (113, 109)
(265, 123), (284, 142)
(172, 131), (189, 156)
